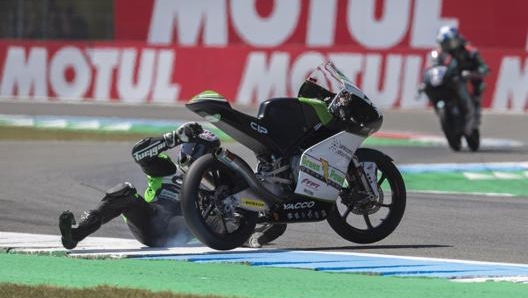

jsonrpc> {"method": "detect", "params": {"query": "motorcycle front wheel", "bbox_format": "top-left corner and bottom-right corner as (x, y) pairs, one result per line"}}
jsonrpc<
(439, 107), (462, 151)
(180, 154), (258, 250)
(445, 131), (462, 151)
(327, 148), (406, 244)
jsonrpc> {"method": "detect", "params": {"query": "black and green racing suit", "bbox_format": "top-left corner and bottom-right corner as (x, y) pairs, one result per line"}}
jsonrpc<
(59, 123), (216, 249)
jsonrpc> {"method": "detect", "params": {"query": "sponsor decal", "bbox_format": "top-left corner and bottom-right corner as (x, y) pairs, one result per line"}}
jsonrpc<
(303, 189), (314, 196)
(329, 169), (345, 185)
(250, 121), (268, 134)
(321, 158), (330, 183)
(240, 198), (266, 209)
(133, 140), (166, 161)
(283, 201), (316, 210)
(301, 156), (321, 172)
(329, 138), (354, 159)
(301, 178), (320, 190)
(299, 154), (346, 189)
(285, 209), (327, 221)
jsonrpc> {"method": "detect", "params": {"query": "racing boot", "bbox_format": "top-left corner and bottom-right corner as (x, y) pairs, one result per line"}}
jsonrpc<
(59, 210), (102, 249)
(59, 210), (77, 249)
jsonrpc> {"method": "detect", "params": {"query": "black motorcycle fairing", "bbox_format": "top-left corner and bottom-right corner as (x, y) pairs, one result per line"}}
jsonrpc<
(422, 65), (459, 107)
(340, 93), (384, 137)
(187, 96), (335, 156)
(186, 99), (270, 155)
(256, 97), (331, 153)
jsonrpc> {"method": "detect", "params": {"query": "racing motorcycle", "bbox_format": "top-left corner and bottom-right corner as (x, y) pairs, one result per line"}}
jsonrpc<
(420, 50), (480, 151)
(180, 61), (406, 250)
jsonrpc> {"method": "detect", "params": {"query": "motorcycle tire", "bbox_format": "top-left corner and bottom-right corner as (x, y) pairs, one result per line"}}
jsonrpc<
(327, 148), (406, 244)
(465, 129), (480, 152)
(445, 132), (462, 151)
(180, 153), (258, 251)
(439, 110), (462, 152)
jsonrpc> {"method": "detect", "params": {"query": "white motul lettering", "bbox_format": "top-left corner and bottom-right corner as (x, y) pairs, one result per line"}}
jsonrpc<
(148, 0), (227, 45)
(89, 49), (119, 100)
(306, 0), (337, 47)
(231, 0), (299, 47)
(410, 0), (458, 49)
(492, 57), (528, 111)
(362, 54), (402, 108)
(236, 52), (289, 105)
(0, 47), (47, 98)
(400, 55), (428, 108)
(117, 49), (156, 103)
(49, 47), (91, 99)
(145, 0), (459, 49)
(152, 50), (180, 103)
(347, 0), (410, 49)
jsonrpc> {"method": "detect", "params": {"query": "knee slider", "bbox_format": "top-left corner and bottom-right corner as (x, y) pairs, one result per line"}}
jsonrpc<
(105, 182), (137, 198)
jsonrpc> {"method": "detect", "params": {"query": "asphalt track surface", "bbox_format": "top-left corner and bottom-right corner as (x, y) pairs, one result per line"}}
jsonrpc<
(1, 100), (528, 264)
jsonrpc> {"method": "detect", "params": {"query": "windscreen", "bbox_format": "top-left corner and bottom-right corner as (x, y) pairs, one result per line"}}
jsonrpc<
(298, 61), (367, 104)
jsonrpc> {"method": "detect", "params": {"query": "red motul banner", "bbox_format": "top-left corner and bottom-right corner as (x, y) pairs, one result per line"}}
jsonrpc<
(115, 0), (528, 50)
(1, 0), (528, 111)
(1, 41), (527, 110)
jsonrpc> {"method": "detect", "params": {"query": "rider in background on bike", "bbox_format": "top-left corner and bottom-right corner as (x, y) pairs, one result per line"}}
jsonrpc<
(59, 122), (283, 249)
(435, 25), (489, 134)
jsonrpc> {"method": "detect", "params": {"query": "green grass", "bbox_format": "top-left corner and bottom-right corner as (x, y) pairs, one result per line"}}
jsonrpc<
(1, 253), (527, 298)
(0, 126), (150, 141)
(0, 283), (232, 298)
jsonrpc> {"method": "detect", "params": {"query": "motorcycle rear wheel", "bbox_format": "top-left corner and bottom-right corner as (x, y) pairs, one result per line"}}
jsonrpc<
(327, 148), (406, 244)
(180, 154), (258, 250)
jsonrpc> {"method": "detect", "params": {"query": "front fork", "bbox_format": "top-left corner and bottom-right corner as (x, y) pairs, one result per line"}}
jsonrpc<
(347, 155), (379, 200)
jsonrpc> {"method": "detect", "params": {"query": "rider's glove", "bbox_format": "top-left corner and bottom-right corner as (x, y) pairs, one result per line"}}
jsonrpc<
(164, 122), (204, 148)
(163, 131), (179, 148)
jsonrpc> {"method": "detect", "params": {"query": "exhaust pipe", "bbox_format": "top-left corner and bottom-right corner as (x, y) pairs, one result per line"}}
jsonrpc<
(214, 148), (285, 206)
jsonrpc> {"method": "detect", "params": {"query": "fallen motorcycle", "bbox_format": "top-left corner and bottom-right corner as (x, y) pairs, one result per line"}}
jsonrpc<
(180, 61), (406, 250)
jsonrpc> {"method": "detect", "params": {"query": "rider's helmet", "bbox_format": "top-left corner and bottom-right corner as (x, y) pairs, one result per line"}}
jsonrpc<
(176, 130), (220, 172)
(436, 25), (463, 52)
